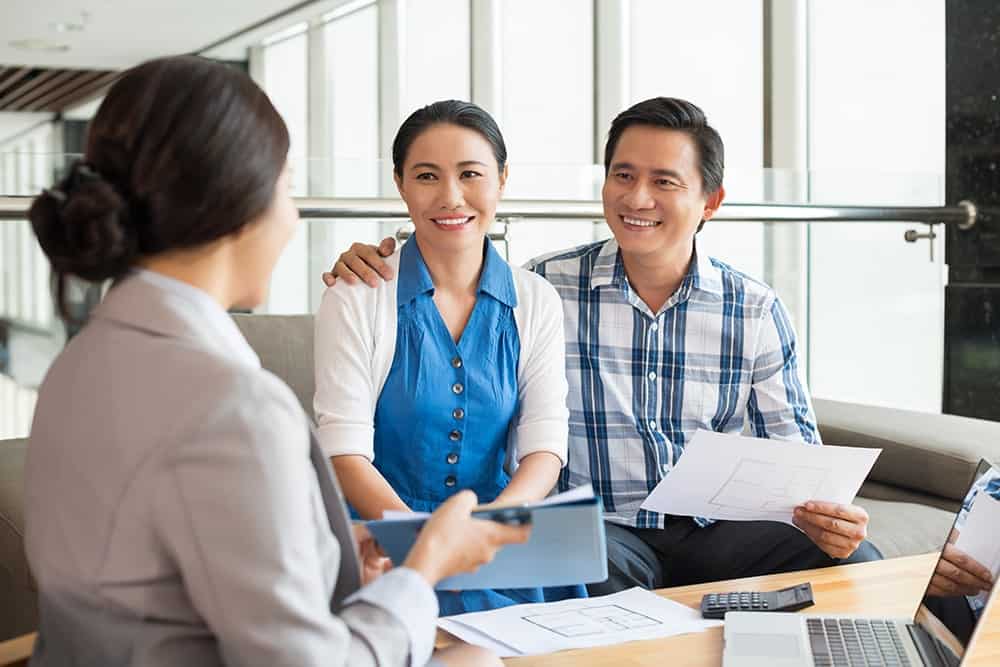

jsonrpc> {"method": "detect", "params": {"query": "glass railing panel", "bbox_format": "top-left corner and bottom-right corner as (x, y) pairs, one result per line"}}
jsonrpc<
(805, 170), (945, 414)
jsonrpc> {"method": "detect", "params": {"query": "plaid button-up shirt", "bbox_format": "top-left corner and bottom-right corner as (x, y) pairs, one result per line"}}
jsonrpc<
(526, 238), (821, 529)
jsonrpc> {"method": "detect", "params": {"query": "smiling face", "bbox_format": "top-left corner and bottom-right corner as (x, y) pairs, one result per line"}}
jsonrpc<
(394, 122), (506, 257)
(602, 125), (724, 264)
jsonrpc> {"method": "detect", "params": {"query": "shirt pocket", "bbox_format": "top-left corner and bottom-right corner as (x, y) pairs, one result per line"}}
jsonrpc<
(694, 361), (750, 433)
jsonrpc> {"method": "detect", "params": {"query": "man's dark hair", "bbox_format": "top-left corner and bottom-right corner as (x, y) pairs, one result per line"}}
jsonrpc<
(603, 97), (724, 196)
(29, 56), (289, 320)
(392, 100), (507, 178)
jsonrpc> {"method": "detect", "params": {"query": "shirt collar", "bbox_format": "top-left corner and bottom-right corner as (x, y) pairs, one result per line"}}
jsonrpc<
(396, 237), (518, 308)
(94, 268), (261, 368)
(478, 239), (518, 307)
(396, 239), (435, 305)
(590, 238), (626, 290)
(590, 238), (723, 298)
(690, 246), (723, 296)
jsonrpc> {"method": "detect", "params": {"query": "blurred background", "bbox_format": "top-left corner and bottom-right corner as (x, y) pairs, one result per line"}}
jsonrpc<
(2, 0), (996, 441)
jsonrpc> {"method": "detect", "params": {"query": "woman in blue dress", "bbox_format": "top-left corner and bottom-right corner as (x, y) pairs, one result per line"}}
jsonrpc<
(314, 100), (586, 615)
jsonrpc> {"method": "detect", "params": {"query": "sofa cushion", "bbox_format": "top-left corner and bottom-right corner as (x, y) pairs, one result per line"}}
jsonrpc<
(855, 495), (956, 560)
(0, 438), (36, 641)
(815, 398), (1000, 502)
(231, 314), (315, 419)
(859, 480), (959, 513)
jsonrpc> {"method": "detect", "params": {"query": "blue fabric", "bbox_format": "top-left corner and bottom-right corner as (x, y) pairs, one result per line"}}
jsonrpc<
(373, 238), (586, 615)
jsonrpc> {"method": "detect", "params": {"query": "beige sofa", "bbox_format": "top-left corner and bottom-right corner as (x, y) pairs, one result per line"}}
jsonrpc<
(1, 313), (999, 642)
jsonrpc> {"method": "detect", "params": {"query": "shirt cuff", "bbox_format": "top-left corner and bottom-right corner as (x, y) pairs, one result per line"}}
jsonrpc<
(514, 421), (569, 466)
(345, 567), (439, 667)
(315, 422), (375, 460)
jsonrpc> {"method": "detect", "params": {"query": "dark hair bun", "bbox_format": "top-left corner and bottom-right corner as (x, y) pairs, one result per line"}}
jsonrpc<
(29, 164), (138, 283)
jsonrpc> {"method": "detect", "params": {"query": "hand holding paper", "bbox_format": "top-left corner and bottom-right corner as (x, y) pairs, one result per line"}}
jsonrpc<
(792, 500), (871, 559)
(639, 430), (880, 526)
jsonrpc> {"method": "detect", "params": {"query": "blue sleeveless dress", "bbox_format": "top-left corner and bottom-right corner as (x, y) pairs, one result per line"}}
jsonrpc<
(372, 238), (586, 615)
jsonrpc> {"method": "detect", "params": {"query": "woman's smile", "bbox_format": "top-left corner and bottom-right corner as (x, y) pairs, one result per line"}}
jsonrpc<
(430, 214), (476, 230)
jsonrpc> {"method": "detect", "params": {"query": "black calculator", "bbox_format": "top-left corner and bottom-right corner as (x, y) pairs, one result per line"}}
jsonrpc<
(700, 582), (814, 619)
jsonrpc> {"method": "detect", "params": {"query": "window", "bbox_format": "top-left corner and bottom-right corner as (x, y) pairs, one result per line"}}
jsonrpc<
(259, 31), (310, 314)
(806, 0), (945, 412)
(499, 0), (596, 265)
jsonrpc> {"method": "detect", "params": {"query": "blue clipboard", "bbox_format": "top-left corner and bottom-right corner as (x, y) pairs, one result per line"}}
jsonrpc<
(365, 494), (607, 590)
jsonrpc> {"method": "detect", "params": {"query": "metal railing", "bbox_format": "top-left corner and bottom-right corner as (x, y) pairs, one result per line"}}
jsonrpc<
(0, 195), (979, 227)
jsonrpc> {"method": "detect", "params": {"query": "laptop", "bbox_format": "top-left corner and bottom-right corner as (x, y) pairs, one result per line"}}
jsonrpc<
(723, 458), (1000, 667)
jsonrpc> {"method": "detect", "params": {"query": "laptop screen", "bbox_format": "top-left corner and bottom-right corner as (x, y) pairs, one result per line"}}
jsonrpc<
(914, 459), (1000, 661)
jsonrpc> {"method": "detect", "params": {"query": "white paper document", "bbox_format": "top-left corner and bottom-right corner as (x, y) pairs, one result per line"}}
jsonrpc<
(437, 587), (721, 657)
(639, 430), (880, 524)
(955, 492), (1000, 577)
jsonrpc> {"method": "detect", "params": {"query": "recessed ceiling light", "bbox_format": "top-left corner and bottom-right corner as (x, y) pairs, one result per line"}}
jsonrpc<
(51, 21), (85, 33)
(51, 11), (89, 33)
(9, 39), (71, 52)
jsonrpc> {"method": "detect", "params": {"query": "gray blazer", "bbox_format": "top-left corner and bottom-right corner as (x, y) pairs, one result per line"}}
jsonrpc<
(24, 271), (439, 667)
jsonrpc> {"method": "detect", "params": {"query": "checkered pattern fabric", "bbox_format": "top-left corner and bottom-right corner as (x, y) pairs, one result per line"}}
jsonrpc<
(527, 238), (820, 528)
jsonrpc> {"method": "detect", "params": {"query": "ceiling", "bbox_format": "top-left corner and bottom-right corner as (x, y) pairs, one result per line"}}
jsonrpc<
(0, 0), (309, 70)
(0, 66), (119, 112)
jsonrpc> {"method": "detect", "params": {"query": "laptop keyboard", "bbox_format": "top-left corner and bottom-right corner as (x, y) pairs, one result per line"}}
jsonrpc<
(806, 618), (912, 666)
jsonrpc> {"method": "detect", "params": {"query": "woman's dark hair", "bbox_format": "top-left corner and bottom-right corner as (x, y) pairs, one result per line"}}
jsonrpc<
(28, 55), (289, 319)
(392, 100), (507, 178)
(604, 96), (724, 196)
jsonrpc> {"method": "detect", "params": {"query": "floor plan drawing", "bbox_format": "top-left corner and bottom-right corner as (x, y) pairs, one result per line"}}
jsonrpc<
(708, 458), (829, 511)
(522, 605), (663, 638)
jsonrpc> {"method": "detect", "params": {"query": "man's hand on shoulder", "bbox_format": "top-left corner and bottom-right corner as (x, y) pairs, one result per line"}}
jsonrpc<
(322, 237), (397, 288)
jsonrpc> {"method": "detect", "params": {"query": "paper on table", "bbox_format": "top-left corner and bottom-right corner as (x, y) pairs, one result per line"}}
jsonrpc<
(640, 430), (880, 524)
(955, 492), (1000, 577)
(438, 620), (523, 658)
(437, 587), (721, 656)
(382, 484), (595, 520)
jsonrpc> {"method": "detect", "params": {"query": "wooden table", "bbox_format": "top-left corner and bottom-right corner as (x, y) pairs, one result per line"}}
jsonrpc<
(437, 553), (1000, 666)
(4, 555), (999, 666)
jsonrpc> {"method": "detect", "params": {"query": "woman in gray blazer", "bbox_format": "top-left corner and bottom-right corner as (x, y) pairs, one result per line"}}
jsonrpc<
(23, 55), (527, 667)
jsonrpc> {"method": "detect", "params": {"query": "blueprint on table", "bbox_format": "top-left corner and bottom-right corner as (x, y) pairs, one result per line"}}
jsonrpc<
(438, 587), (721, 656)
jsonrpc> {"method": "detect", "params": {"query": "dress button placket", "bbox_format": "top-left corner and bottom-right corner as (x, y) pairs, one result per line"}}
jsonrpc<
(447, 354), (466, 488)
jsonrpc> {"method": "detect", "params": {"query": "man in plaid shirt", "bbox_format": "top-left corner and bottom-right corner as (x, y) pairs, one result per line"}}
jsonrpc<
(325, 97), (881, 593)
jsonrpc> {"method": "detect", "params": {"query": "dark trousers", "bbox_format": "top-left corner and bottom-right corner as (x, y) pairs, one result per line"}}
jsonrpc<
(588, 518), (883, 596)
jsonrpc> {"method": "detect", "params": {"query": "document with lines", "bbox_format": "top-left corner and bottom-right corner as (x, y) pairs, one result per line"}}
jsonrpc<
(438, 587), (721, 656)
(639, 430), (880, 524)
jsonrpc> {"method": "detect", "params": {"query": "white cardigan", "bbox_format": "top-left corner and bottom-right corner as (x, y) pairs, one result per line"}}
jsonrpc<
(314, 248), (569, 467)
